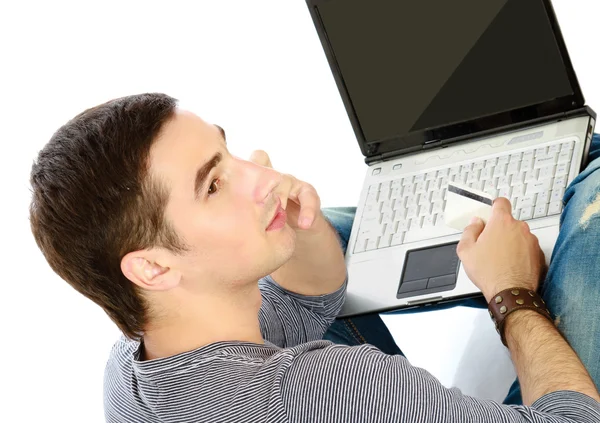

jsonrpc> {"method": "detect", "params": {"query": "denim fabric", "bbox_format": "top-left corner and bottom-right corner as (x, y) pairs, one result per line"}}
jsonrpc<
(321, 133), (600, 405)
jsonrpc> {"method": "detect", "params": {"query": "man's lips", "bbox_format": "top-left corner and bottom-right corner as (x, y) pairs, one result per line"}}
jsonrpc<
(267, 199), (287, 231)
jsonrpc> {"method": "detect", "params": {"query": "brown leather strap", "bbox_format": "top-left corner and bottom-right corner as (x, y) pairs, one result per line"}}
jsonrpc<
(487, 287), (553, 346)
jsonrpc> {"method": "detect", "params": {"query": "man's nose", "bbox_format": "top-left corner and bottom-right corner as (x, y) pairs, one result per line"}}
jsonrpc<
(233, 156), (281, 204)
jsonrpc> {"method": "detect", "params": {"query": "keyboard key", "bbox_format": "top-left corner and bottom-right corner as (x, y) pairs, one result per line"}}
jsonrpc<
(534, 154), (558, 169)
(380, 181), (392, 190)
(423, 215), (435, 228)
(379, 188), (391, 201)
(517, 195), (536, 209)
(407, 205), (418, 219)
(485, 158), (498, 168)
(498, 186), (511, 199)
(561, 140), (574, 151)
(393, 209), (406, 221)
(432, 201), (444, 215)
(366, 238), (378, 251)
(384, 221), (397, 236)
(366, 191), (378, 205)
(520, 156), (534, 172)
(354, 236), (367, 253)
(494, 164), (507, 178)
(548, 144), (561, 154)
(398, 219), (410, 232)
(472, 180), (485, 191)
(405, 193), (418, 207)
(507, 161), (520, 175)
(390, 187), (402, 199)
(536, 191), (549, 206)
(380, 200), (393, 213)
(510, 152), (523, 163)
(402, 176), (414, 186)
(497, 155), (510, 165)
(449, 166), (460, 176)
(431, 191), (443, 203)
(419, 203), (432, 217)
(426, 171), (437, 181)
(535, 146), (548, 157)
(392, 179), (403, 189)
(481, 167), (494, 180)
(378, 234), (392, 248)
(557, 150), (572, 164)
(548, 201), (563, 216)
(534, 204), (548, 218)
(437, 168), (450, 178)
(409, 217), (422, 231)
(381, 211), (394, 225)
(511, 173), (525, 187)
(414, 174), (426, 183)
(403, 183), (415, 196)
(368, 184), (379, 193)
(473, 161), (485, 170)
(553, 175), (568, 189)
(550, 188), (564, 203)
(555, 163), (569, 177)
(391, 232), (405, 246)
(526, 179), (553, 195)
(524, 170), (538, 184)
(538, 165), (555, 180)
(462, 163), (474, 172)
(519, 207), (533, 220)
(415, 181), (428, 194)
(512, 184), (526, 198)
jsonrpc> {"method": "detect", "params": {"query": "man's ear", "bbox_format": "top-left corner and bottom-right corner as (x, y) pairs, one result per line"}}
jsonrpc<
(121, 250), (182, 291)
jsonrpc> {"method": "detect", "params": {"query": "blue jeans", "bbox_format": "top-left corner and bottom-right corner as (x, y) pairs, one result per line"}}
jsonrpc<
(321, 133), (600, 405)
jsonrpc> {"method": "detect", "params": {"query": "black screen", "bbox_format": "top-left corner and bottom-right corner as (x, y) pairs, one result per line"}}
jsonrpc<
(317, 0), (574, 144)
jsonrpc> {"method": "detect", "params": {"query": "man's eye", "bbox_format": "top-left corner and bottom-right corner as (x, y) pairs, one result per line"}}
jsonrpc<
(208, 178), (220, 196)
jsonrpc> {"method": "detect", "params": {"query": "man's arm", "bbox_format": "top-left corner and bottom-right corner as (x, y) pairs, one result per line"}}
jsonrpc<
(505, 310), (600, 405)
(457, 198), (600, 406)
(271, 210), (347, 296)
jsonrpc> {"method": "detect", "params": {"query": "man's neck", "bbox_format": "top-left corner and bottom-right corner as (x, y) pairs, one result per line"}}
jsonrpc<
(141, 282), (264, 360)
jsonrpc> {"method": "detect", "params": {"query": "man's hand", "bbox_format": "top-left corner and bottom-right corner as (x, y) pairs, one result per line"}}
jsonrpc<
(249, 150), (322, 230)
(456, 197), (546, 302)
(249, 150), (346, 296)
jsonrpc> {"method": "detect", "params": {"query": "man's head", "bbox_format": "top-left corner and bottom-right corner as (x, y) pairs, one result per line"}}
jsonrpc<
(30, 93), (295, 340)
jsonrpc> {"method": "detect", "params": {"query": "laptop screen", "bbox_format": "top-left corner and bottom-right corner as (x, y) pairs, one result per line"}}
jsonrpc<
(315, 0), (577, 149)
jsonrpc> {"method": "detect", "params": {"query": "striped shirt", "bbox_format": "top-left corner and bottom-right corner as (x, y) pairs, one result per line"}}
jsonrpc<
(104, 275), (600, 422)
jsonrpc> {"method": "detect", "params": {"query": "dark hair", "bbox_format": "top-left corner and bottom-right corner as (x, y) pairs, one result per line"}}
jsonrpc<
(29, 93), (189, 340)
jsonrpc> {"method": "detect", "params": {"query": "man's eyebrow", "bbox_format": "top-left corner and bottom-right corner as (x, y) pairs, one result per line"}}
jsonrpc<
(194, 152), (222, 199)
(214, 124), (227, 143)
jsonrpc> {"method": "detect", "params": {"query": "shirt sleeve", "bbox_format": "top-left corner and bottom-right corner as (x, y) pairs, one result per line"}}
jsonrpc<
(258, 274), (347, 348)
(281, 343), (600, 423)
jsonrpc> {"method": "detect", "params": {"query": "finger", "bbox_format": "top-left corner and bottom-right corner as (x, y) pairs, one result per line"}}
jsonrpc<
(276, 174), (293, 210)
(249, 150), (273, 169)
(291, 182), (321, 229)
(457, 217), (485, 257)
(491, 197), (513, 219)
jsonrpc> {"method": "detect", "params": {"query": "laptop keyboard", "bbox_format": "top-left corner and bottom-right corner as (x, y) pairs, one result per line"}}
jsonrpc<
(354, 140), (575, 254)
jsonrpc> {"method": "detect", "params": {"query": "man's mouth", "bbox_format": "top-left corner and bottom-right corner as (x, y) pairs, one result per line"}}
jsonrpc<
(266, 199), (287, 231)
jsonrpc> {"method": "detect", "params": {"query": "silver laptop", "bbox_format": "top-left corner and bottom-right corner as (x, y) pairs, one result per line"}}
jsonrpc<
(305, 0), (597, 317)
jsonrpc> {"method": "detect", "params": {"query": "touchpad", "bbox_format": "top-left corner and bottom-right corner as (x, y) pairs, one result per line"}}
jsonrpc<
(397, 242), (460, 299)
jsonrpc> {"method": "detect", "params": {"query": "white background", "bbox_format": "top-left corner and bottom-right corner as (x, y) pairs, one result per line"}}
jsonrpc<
(1, 1), (598, 421)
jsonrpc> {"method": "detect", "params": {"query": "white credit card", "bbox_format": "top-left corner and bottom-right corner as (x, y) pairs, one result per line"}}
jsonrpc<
(445, 182), (494, 231)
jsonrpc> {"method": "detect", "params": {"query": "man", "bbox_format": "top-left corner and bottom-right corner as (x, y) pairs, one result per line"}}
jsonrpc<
(30, 93), (600, 422)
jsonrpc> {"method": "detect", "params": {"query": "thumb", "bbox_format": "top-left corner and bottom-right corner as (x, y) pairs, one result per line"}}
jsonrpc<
(249, 150), (273, 169)
(457, 217), (485, 256)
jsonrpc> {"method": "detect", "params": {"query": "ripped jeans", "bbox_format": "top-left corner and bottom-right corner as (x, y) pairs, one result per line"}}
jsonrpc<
(321, 133), (600, 405)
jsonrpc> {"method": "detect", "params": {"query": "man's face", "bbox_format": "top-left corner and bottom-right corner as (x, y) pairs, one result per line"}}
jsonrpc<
(149, 109), (296, 291)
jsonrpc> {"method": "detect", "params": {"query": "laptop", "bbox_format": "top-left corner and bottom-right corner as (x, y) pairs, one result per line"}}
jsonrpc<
(304, 0), (597, 317)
